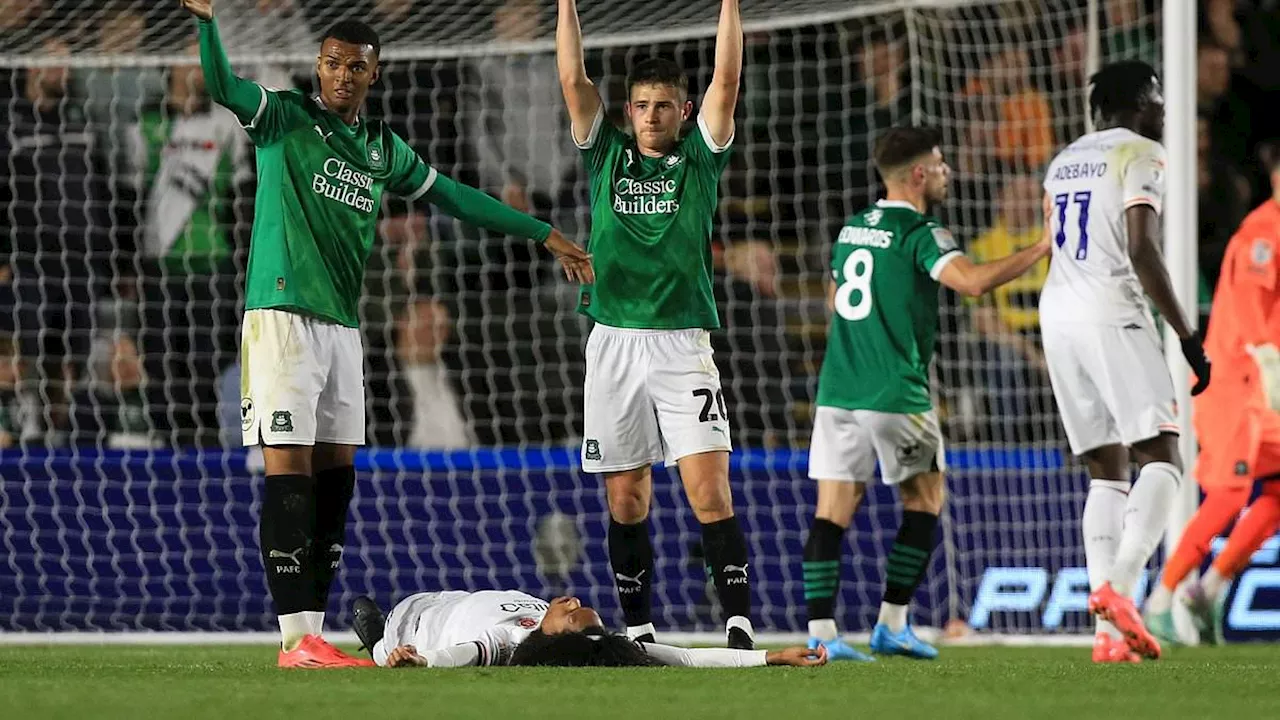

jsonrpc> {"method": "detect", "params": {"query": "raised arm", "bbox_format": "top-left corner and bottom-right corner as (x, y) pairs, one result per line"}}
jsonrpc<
(699, 0), (742, 147)
(181, 1), (267, 126)
(557, 0), (603, 144)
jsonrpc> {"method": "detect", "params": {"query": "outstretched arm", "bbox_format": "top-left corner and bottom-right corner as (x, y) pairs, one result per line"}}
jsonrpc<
(639, 642), (825, 668)
(424, 173), (594, 283)
(938, 199), (1051, 297)
(557, 0), (604, 145)
(699, 0), (742, 147)
(181, 1), (267, 126)
(938, 246), (1050, 298)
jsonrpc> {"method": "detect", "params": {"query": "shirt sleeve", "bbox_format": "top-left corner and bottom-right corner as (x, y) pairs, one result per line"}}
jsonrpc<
(910, 220), (963, 280)
(424, 171), (553, 242)
(416, 627), (520, 668)
(639, 642), (768, 668)
(198, 18), (305, 147)
(575, 105), (627, 177)
(386, 131), (438, 201)
(1122, 140), (1167, 215)
(679, 113), (734, 175)
(1225, 229), (1280, 350)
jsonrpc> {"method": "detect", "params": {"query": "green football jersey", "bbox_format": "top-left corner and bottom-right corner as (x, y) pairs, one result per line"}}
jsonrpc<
(576, 112), (732, 330)
(816, 200), (961, 413)
(239, 89), (433, 327)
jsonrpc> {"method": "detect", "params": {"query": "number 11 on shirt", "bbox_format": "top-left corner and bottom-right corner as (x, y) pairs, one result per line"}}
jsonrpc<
(1054, 190), (1092, 260)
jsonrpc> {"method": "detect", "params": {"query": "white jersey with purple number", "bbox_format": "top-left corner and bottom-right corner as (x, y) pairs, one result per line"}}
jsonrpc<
(1039, 127), (1166, 327)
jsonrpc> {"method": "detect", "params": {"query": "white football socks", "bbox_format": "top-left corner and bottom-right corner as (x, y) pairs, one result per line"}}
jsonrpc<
(1111, 462), (1181, 597)
(625, 622), (656, 641)
(1202, 567), (1229, 600)
(877, 602), (908, 633)
(1084, 478), (1130, 638)
(1145, 583), (1174, 614)
(278, 612), (313, 652)
(808, 618), (839, 642)
(726, 615), (755, 640)
(303, 610), (325, 637)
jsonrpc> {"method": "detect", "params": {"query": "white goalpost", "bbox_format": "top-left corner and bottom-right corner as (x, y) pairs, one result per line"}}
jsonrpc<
(0, 0), (1191, 647)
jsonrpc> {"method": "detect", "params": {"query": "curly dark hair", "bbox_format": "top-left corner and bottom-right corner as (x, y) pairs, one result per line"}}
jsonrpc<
(1089, 60), (1160, 121)
(508, 628), (661, 667)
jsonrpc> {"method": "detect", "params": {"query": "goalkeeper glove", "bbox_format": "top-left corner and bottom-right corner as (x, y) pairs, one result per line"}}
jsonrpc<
(1181, 334), (1211, 396)
(1247, 343), (1280, 412)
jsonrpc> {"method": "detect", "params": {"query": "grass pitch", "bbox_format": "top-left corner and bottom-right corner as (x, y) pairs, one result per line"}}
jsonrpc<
(1, 644), (1276, 719)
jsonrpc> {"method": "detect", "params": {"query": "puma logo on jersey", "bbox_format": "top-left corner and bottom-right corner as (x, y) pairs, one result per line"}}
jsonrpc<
(665, 154), (682, 166)
(314, 125), (333, 142)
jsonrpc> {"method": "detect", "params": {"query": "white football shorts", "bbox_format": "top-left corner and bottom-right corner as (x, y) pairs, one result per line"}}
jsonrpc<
(807, 405), (946, 485)
(1041, 320), (1179, 454)
(240, 308), (366, 447)
(581, 324), (732, 473)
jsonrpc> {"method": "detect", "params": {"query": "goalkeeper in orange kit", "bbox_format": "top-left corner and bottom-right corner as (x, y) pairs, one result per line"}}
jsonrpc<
(1144, 152), (1280, 645)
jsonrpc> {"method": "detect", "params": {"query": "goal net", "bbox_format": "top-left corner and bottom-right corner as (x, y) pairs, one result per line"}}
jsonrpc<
(0, 0), (1164, 637)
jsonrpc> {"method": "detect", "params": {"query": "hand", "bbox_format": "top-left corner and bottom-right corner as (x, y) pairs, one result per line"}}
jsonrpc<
(1180, 334), (1211, 395)
(179, 0), (214, 20)
(543, 229), (595, 284)
(765, 645), (827, 667)
(386, 645), (428, 668)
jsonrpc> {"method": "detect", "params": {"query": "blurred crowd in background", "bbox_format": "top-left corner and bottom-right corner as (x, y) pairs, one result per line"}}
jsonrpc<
(0, 0), (1274, 453)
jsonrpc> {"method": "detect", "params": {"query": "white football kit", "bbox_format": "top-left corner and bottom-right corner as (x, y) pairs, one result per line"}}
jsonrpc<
(372, 589), (768, 668)
(1039, 127), (1178, 454)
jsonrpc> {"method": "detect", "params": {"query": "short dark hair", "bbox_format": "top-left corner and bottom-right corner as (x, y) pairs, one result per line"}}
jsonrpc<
(1089, 60), (1159, 120)
(873, 126), (942, 176)
(508, 629), (660, 667)
(626, 57), (688, 97)
(323, 20), (381, 57)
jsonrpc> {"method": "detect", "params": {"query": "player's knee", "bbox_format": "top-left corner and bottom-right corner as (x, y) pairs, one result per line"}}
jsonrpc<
(685, 480), (734, 523)
(607, 491), (649, 524)
(605, 471), (651, 523)
(815, 481), (864, 527)
(899, 473), (945, 514)
(1132, 434), (1183, 473)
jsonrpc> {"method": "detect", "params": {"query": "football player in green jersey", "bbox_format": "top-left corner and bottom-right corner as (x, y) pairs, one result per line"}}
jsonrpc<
(179, 0), (593, 668)
(801, 127), (1051, 661)
(556, 0), (755, 649)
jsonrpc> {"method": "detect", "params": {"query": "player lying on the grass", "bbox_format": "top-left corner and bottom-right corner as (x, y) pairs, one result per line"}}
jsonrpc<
(178, 0), (593, 669)
(349, 591), (826, 668)
(557, 0), (757, 650)
(802, 126), (1051, 663)
(1144, 145), (1280, 646)
(1039, 61), (1211, 664)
